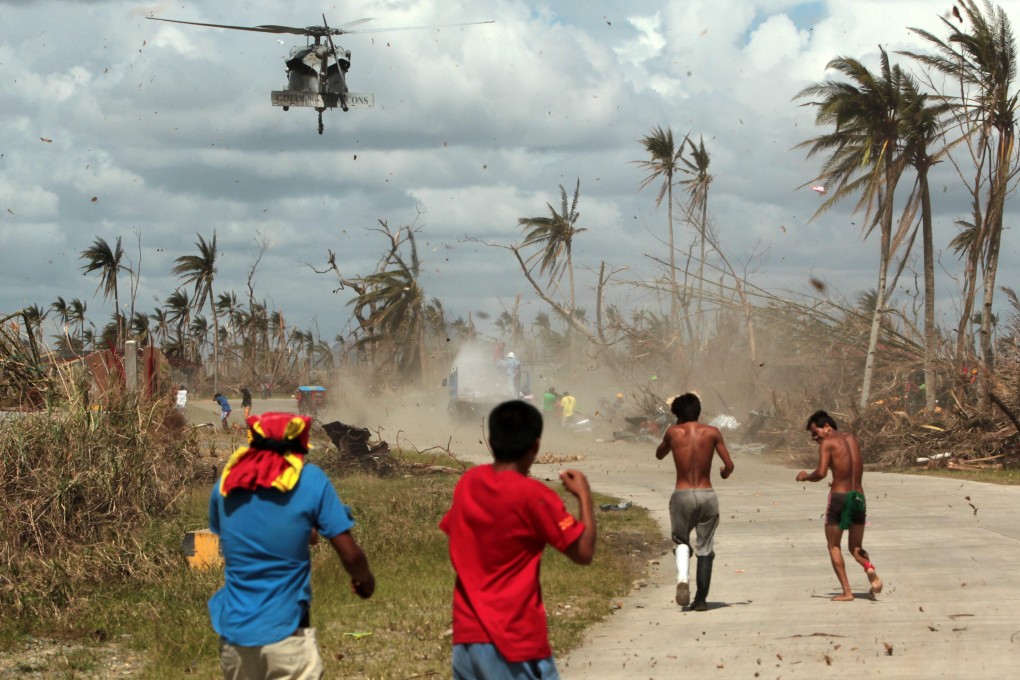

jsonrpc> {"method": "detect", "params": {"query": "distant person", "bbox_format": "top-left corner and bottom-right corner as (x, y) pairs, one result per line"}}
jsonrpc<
(176, 386), (188, 415)
(560, 391), (577, 427)
(209, 412), (375, 678)
(213, 393), (232, 432)
(542, 386), (559, 417)
(796, 410), (883, 601)
(440, 400), (596, 679)
(655, 392), (735, 611)
(240, 387), (253, 419)
(498, 352), (522, 397)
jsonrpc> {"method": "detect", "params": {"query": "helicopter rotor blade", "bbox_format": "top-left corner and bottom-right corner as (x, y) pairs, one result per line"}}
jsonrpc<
(147, 16), (494, 38)
(335, 18), (377, 31)
(147, 17), (310, 35)
(321, 14), (349, 111)
(340, 20), (495, 35)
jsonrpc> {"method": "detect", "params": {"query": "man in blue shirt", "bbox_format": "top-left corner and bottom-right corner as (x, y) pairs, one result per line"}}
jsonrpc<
(209, 412), (375, 678)
(213, 392), (232, 432)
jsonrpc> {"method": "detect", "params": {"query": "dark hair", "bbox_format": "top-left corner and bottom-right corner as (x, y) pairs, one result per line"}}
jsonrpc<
(488, 400), (543, 462)
(671, 393), (701, 422)
(213, 392), (222, 399)
(805, 410), (838, 431)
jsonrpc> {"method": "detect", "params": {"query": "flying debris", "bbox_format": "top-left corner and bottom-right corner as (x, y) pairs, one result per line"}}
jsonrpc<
(810, 185), (827, 195)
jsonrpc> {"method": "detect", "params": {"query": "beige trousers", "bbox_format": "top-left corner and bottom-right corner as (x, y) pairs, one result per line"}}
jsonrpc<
(219, 628), (323, 680)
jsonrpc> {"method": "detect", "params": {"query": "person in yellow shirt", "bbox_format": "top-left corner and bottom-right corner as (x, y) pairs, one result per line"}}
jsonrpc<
(560, 391), (577, 427)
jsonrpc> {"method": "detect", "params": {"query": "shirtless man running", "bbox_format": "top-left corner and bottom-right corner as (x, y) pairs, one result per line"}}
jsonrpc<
(797, 410), (883, 601)
(655, 393), (735, 611)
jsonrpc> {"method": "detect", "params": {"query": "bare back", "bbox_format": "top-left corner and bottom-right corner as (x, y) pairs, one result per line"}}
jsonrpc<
(823, 432), (864, 494)
(656, 422), (734, 490)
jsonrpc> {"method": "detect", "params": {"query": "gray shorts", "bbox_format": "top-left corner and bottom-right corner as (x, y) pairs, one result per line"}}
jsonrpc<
(219, 628), (323, 679)
(668, 489), (720, 557)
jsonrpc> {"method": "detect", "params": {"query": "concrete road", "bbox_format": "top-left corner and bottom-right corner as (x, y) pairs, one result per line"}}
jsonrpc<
(543, 439), (1020, 679)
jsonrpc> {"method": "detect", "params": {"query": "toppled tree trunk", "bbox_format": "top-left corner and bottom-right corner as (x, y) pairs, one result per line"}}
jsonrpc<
(322, 420), (390, 459)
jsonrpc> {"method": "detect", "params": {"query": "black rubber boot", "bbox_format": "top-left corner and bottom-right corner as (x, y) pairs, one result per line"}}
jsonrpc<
(693, 552), (714, 611)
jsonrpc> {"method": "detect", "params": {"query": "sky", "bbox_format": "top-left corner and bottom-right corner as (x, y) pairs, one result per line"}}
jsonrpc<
(3, 0), (1020, 346)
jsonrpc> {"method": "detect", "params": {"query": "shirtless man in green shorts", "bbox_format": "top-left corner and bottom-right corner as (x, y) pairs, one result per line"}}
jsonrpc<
(655, 393), (735, 611)
(797, 410), (883, 601)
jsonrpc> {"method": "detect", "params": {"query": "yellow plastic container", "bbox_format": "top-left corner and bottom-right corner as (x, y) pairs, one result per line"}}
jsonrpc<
(181, 528), (224, 570)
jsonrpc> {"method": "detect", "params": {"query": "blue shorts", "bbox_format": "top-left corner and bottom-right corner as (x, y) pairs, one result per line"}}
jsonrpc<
(452, 643), (560, 680)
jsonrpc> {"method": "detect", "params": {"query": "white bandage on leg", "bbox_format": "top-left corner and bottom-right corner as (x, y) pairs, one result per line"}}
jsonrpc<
(674, 544), (690, 583)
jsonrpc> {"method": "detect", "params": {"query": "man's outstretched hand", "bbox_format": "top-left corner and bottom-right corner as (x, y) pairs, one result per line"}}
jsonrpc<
(559, 469), (591, 499)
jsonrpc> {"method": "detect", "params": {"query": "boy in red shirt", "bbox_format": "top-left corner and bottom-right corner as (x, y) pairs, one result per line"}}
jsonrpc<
(440, 400), (596, 679)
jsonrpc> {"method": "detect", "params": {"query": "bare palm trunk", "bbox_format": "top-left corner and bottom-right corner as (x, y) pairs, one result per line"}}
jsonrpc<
(209, 285), (220, 392)
(567, 246), (576, 312)
(696, 197), (707, 348)
(113, 282), (122, 351)
(977, 129), (1013, 409)
(978, 210), (1004, 407)
(920, 168), (937, 412)
(860, 241), (890, 409)
(860, 163), (897, 409)
(667, 185), (678, 330)
(954, 179), (984, 370)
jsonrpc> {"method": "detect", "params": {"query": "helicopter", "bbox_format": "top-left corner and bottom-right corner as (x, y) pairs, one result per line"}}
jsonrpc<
(147, 15), (493, 134)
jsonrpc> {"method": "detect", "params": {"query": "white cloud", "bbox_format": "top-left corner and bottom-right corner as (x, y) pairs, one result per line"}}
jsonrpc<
(2, 0), (1020, 344)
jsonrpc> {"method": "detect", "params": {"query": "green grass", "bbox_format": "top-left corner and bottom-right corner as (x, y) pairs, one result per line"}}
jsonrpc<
(1, 466), (662, 679)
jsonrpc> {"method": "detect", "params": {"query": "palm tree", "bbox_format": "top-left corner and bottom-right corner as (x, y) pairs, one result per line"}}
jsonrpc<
(190, 315), (210, 361)
(904, 0), (1019, 400)
(68, 298), (87, 343)
(423, 297), (449, 360)
(79, 236), (126, 348)
(216, 291), (240, 374)
(517, 179), (587, 311)
(678, 135), (713, 338)
(130, 311), (150, 344)
(50, 296), (72, 349)
(635, 126), (683, 327)
(172, 233), (220, 390)
(20, 304), (48, 348)
(149, 307), (171, 347)
(351, 263), (427, 379)
(98, 318), (119, 349)
(796, 48), (910, 409)
(448, 316), (474, 342)
(165, 289), (192, 356)
(50, 296), (70, 328)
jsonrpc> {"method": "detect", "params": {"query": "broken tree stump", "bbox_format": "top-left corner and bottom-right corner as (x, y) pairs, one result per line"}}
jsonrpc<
(322, 420), (390, 459)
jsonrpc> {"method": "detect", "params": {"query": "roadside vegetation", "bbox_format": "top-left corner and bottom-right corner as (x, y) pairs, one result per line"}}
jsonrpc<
(0, 395), (662, 678)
